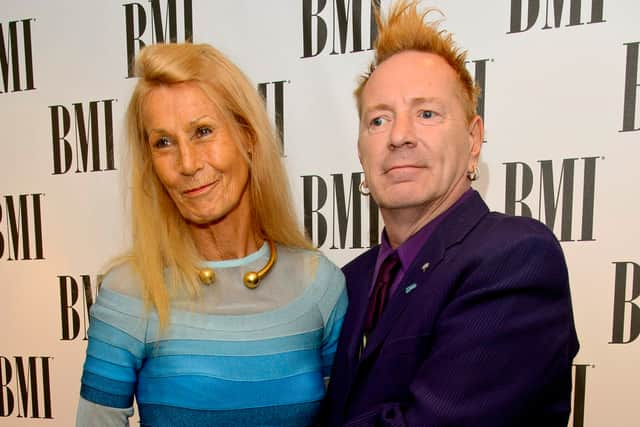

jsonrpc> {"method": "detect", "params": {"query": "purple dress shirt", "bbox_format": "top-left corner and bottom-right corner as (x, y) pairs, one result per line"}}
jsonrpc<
(371, 189), (474, 299)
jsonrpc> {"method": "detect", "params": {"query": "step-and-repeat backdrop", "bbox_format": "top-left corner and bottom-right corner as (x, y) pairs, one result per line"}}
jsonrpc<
(1, 1), (638, 425)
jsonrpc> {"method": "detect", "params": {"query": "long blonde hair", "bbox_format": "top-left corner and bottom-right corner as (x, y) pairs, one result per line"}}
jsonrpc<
(122, 43), (313, 327)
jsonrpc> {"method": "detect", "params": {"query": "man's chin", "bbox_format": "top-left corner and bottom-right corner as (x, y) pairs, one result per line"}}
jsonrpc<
(376, 198), (432, 212)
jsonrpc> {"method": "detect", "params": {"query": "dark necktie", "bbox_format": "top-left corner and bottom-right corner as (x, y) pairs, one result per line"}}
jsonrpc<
(364, 252), (401, 336)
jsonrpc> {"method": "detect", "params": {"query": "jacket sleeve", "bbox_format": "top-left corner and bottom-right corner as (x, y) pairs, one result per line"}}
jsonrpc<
(345, 231), (578, 427)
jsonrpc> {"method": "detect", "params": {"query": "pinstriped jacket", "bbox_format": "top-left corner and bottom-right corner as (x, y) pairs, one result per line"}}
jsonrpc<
(323, 190), (579, 427)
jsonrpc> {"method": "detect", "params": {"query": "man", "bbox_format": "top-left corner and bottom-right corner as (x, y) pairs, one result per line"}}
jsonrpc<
(323, 1), (579, 426)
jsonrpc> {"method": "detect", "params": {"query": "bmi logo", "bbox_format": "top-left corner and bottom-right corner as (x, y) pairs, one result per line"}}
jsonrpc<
(59, 274), (101, 341)
(301, 0), (380, 58)
(571, 363), (592, 427)
(503, 156), (599, 242)
(508, 0), (605, 33)
(258, 80), (289, 154)
(621, 41), (640, 133)
(0, 356), (53, 419)
(0, 194), (44, 261)
(465, 58), (492, 140)
(302, 172), (380, 249)
(49, 99), (117, 174)
(0, 18), (35, 94)
(124, 0), (194, 77)
(610, 262), (639, 344)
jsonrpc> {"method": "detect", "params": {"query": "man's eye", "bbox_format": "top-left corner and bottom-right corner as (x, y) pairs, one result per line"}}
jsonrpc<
(196, 126), (213, 138)
(369, 116), (390, 129)
(420, 110), (434, 119)
(371, 117), (385, 127)
(366, 116), (390, 134)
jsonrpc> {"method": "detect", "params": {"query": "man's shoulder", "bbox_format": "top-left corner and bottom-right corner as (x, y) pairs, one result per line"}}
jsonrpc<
(342, 246), (379, 278)
(464, 211), (567, 272)
(479, 211), (560, 245)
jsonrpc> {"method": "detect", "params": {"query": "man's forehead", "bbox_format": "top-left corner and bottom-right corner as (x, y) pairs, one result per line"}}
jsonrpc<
(361, 51), (463, 107)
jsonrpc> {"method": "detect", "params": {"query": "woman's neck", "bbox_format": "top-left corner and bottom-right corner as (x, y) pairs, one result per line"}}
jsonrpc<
(189, 214), (262, 261)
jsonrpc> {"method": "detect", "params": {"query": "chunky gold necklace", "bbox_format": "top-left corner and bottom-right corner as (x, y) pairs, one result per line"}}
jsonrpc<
(198, 239), (277, 289)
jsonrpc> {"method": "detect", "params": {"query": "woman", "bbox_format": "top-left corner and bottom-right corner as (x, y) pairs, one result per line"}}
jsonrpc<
(76, 43), (347, 427)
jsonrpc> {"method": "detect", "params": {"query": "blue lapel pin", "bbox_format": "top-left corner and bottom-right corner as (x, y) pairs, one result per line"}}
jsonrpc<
(405, 283), (417, 294)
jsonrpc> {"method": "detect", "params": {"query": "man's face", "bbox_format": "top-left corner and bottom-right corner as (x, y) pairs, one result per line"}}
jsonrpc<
(358, 50), (482, 219)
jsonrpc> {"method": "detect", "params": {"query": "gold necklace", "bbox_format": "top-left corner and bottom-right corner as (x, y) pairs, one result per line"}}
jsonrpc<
(198, 239), (277, 289)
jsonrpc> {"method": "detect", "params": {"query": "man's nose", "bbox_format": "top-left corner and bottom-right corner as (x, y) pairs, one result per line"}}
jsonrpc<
(389, 113), (417, 150)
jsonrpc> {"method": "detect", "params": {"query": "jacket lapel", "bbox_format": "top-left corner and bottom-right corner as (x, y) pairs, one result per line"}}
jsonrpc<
(358, 235), (446, 361)
(357, 191), (490, 363)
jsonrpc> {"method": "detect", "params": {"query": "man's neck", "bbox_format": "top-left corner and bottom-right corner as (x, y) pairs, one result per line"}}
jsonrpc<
(382, 186), (470, 249)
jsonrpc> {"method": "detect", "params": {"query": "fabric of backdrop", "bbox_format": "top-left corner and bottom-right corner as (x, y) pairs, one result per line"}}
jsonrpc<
(0, 1), (638, 425)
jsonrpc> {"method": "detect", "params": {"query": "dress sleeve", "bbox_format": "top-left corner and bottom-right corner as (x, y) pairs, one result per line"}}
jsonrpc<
(315, 256), (348, 378)
(76, 397), (133, 427)
(77, 267), (148, 426)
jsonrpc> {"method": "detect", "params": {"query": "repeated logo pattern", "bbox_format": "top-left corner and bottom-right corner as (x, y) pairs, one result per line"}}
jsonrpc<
(0, 1), (637, 425)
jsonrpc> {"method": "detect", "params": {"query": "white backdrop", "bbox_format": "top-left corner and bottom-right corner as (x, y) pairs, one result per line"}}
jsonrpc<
(1, 1), (638, 425)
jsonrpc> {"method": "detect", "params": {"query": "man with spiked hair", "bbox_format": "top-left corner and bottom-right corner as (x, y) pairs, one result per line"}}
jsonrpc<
(322, 1), (579, 425)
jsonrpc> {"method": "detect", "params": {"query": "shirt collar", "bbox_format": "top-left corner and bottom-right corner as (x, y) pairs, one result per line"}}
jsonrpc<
(376, 188), (475, 273)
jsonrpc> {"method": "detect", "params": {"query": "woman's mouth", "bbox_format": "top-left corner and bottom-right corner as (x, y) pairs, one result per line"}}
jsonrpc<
(183, 181), (216, 197)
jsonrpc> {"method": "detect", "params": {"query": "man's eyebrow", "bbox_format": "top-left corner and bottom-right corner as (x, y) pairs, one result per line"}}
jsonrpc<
(363, 97), (445, 114)
(363, 103), (393, 115)
(409, 96), (445, 106)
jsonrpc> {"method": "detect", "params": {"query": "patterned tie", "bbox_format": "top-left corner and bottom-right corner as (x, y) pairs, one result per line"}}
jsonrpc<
(364, 252), (401, 336)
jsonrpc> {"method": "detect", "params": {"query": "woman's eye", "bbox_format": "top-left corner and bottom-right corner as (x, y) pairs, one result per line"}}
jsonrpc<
(420, 110), (434, 119)
(153, 136), (171, 149)
(195, 126), (213, 138)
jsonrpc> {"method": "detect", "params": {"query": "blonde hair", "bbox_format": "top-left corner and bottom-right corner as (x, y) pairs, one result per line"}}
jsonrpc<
(355, 0), (479, 122)
(122, 43), (313, 328)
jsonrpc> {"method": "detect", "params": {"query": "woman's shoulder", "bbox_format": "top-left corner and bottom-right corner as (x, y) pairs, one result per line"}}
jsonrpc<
(279, 247), (345, 309)
(278, 246), (343, 280)
(90, 260), (149, 340)
(99, 259), (145, 300)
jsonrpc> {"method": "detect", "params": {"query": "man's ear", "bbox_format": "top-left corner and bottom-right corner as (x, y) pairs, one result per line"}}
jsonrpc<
(468, 115), (483, 160)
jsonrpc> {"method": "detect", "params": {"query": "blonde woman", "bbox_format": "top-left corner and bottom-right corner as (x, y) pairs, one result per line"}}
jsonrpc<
(76, 43), (346, 427)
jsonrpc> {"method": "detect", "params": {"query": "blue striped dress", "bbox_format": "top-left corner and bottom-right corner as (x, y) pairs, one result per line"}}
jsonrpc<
(77, 245), (347, 426)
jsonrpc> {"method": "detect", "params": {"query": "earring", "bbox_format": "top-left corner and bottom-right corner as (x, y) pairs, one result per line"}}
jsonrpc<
(467, 166), (479, 181)
(359, 181), (370, 196)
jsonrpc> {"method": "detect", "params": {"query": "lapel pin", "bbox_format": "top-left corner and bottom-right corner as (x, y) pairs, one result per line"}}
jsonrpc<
(421, 261), (430, 272)
(405, 283), (417, 294)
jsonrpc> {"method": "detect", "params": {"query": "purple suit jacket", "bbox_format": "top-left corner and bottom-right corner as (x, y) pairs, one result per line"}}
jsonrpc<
(322, 191), (579, 426)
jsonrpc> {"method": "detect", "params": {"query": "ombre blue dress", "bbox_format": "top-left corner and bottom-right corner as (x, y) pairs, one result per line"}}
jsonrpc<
(76, 243), (347, 427)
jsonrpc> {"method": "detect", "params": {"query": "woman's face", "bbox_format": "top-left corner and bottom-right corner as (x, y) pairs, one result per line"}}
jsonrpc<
(142, 82), (251, 226)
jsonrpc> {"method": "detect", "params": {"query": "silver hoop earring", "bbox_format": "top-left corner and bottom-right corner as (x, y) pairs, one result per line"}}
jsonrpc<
(467, 166), (479, 181)
(358, 181), (370, 196)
